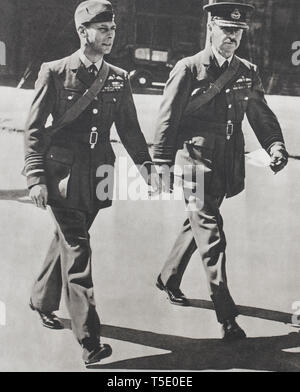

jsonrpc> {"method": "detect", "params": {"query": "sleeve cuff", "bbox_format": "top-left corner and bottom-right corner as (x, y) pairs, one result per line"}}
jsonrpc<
(27, 175), (46, 190)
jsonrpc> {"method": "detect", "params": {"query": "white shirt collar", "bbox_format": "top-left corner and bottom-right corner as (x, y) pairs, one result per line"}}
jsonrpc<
(79, 50), (103, 71)
(211, 46), (233, 67)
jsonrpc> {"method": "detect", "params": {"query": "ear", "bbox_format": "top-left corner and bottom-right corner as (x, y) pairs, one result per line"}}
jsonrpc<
(77, 25), (88, 39)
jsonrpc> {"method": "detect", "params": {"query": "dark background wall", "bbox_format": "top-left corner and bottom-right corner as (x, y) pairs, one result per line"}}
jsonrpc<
(0, 0), (299, 95)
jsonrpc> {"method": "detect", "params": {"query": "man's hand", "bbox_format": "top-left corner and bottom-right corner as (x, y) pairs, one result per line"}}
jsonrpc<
(269, 144), (288, 174)
(29, 184), (48, 209)
(155, 164), (174, 194)
(147, 171), (161, 197)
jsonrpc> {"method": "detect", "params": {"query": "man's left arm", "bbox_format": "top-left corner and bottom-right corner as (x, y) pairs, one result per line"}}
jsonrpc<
(246, 67), (288, 173)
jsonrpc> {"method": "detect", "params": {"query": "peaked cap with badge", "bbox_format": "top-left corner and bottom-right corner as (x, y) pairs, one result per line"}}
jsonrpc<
(204, 1), (255, 30)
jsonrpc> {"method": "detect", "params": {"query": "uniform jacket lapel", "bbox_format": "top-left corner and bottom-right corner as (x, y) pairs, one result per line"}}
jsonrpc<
(230, 55), (241, 75)
(196, 47), (241, 83)
(68, 50), (92, 88)
(70, 50), (111, 90)
(195, 46), (215, 81)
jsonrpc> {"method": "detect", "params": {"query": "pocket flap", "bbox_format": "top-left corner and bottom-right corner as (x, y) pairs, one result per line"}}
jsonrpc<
(60, 89), (82, 101)
(102, 94), (118, 104)
(46, 146), (74, 165)
(190, 135), (215, 149)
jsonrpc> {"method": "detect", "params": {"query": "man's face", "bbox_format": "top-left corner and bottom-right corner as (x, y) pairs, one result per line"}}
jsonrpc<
(81, 21), (116, 55)
(210, 22), (243, 58)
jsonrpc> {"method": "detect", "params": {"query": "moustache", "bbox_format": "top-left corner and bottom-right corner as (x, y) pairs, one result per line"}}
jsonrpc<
(224, 39), (237, 44)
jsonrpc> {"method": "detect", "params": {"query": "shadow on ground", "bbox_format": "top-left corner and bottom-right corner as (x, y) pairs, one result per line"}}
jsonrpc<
(188, 299), (294, 325)
(89, 326), (300, 372)
(57, 300), (300, 372)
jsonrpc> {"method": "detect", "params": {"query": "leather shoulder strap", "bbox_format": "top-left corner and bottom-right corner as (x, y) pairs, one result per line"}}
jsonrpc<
(48, 61), (110, 136)
(184, 56), (241, 116)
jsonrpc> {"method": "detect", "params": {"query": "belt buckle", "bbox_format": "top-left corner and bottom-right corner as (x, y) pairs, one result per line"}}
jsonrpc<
(226, 122), (234, 140)
(89, 130), (98, 149)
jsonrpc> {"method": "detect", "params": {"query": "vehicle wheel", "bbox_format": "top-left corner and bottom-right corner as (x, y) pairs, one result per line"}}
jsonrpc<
(130, 70), (153, 88)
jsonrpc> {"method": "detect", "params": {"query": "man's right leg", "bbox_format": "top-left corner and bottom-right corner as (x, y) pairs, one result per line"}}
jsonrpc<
(50, 206), (101, 350)
(30, 207), (100, 315)
(186, 193), (240, 328)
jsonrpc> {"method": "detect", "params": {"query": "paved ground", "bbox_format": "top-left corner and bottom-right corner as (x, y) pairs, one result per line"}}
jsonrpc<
(0, 89), (300, 372)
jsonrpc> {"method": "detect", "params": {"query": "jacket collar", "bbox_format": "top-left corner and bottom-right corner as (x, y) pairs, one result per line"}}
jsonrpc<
(201, 46), (240, 67)
(69, 50), (83, 71)
(78, 49), (103, 71)
(211, 46), (234, 67)
(193, 47), (214, 81)
(68, 50), (110, 87)
(196, 45), (240, 81)
(202, 46), (215, 66)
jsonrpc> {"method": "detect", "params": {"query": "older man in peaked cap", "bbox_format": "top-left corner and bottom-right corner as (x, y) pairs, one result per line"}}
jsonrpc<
(24, 0), (155, 366)
(153, 2), (288, 340)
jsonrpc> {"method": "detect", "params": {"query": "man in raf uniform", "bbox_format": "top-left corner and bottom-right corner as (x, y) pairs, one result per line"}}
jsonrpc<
(24, 0), (155, 365)
(153, 2), (288, 340)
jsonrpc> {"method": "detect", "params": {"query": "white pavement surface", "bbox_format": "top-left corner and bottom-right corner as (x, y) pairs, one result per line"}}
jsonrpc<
(0, 90), (300, 372)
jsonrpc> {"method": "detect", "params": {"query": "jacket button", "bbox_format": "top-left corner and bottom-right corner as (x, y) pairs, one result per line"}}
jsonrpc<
(244, 97), (249, 101)
(113, 98), (117, 103)
(226, 89), (230, 93)
(91, 127), (98, 131)
(93, 109), (98, 114)
(228, 104), (232, 109)
(68, 95), (73, 100)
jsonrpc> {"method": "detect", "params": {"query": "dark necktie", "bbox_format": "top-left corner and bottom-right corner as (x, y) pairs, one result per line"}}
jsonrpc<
(220, 60), (229, 73)
(88, 64), (98, 78)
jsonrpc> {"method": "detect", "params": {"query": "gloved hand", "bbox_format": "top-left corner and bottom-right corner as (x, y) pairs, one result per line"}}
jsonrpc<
(269, 143), (288, 174)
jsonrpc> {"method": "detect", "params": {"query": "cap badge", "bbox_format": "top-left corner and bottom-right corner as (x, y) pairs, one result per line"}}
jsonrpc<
(231, 9), (241, 20)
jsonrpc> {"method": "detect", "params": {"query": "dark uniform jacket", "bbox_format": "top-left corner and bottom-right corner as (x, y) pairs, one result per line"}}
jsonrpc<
(153, 47), (285, 198)
(24, 50), (152, 211)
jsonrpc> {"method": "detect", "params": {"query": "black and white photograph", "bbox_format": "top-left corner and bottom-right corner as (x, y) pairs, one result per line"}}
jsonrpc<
(0, 0), (300, 375)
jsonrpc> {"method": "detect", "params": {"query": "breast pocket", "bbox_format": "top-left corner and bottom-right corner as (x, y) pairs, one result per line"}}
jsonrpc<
(101, 94), (119, 118)
(45, 146), (74, 199)
(58, 89), (83, 116)
(233, 87), (250, 121)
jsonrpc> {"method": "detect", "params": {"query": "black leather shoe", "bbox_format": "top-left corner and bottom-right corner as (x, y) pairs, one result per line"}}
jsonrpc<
(84, 343), (112, 366)
(221, 319), (246, 341)
(156, 274), (189, 306)
(29, 301), (63, 330)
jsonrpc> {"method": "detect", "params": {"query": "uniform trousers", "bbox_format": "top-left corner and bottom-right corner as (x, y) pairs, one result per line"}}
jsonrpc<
(160, 192), (239, 323)
(30, 206), (101, 350)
